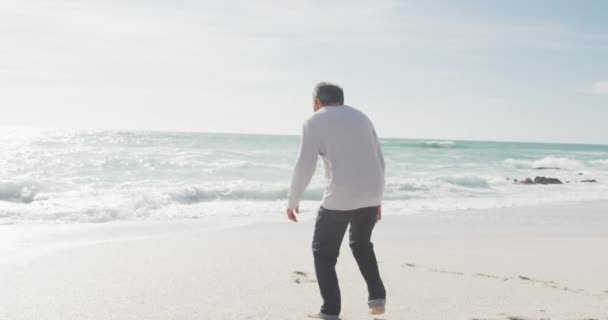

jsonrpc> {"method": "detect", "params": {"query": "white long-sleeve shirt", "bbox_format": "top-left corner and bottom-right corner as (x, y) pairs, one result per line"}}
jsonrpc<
(287, 105), (385, 210)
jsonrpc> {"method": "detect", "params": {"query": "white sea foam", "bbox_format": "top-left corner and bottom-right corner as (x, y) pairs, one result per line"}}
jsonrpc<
(503, 158), (533, 169)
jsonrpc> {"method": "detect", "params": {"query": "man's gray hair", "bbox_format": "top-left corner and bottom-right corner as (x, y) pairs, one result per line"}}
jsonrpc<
(313, 82), (344, 106)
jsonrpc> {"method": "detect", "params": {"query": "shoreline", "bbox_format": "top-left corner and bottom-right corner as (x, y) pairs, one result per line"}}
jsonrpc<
(2, 197), (608, 225)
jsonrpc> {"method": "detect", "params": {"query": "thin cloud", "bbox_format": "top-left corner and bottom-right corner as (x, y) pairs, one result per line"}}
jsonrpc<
(592, 81), (608, 95)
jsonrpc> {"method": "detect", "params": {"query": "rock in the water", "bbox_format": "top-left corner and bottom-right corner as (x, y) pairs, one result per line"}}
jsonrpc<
(581, 179), (598, 183)
(578, 172), (583, 175)
(520, 178), (535, 184)
(533, 176), (563, 184)
(534, 167), (561, 170)
(519, 177), (563, 185)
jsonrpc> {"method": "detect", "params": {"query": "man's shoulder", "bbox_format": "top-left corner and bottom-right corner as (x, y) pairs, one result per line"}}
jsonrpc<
(343, 105), (374, 124)
(343, 105), (366, 116)
(302, 109), (327, 126)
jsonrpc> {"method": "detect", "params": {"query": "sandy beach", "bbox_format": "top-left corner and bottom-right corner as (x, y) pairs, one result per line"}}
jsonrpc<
(3, 0), (608, 318)
(1, 201), (607, 320)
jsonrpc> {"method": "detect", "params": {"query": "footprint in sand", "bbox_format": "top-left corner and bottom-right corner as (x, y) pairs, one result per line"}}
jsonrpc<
(474, 273), (511, 281)
(517, 275), (586, 293)
(291, 270), (317, 284)
(429, 266), (464, 276)
(402, 262), (601, 297)
(402, 262), (464, 276)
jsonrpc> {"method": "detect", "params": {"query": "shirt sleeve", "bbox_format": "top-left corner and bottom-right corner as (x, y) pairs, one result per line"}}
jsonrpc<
(373, 127), (385, 173)
(287, 121), (319, 209)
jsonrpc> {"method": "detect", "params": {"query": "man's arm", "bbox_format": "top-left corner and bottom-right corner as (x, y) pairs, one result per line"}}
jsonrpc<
(286, 121), (319, 221)
(373, 127), (385, 173)
(373, 127), (385, 222)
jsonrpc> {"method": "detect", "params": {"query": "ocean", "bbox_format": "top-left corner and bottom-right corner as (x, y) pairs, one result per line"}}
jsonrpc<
(1, 128), (607, 224)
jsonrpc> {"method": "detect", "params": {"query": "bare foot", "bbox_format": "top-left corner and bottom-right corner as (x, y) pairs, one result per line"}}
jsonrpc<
(370, 305), (385, 315)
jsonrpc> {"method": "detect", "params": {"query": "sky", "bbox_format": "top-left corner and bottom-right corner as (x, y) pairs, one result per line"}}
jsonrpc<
(1, 0), (607, 144)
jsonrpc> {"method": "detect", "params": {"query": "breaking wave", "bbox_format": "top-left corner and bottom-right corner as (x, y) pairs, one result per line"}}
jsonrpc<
(503, 157), (584, 170)
(591, 159), (608, 168)
(440, 175), (491, 189)
(421, 141), (457, 148)
(168, 184), (323, 204)
(0, 181), (38, 203)
(532, 157), (583, 170)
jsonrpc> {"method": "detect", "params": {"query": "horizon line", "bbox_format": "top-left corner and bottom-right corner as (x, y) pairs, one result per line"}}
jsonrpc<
(1, 124), (607, 147)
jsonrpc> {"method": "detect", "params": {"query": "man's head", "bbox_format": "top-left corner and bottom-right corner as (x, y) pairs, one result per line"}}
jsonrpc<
(313, 82), (344, 111)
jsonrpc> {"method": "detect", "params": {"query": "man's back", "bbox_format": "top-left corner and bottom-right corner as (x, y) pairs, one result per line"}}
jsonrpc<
(288, 105), (385, 211)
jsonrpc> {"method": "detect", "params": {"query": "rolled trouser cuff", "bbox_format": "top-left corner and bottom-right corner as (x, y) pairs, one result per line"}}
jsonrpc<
(368, 298), (386, 308)
(318, 312), (340, 320)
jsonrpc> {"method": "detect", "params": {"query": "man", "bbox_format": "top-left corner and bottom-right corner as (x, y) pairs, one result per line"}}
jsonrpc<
(286, 82), (387, 320)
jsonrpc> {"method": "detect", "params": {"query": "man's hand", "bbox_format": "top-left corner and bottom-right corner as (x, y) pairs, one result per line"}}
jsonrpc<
(376, 205), (382, 222)
(287, 207), (300, 222)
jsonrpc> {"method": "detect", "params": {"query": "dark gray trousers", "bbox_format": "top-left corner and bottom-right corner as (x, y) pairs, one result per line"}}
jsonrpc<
(312, 205), (386, 317)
